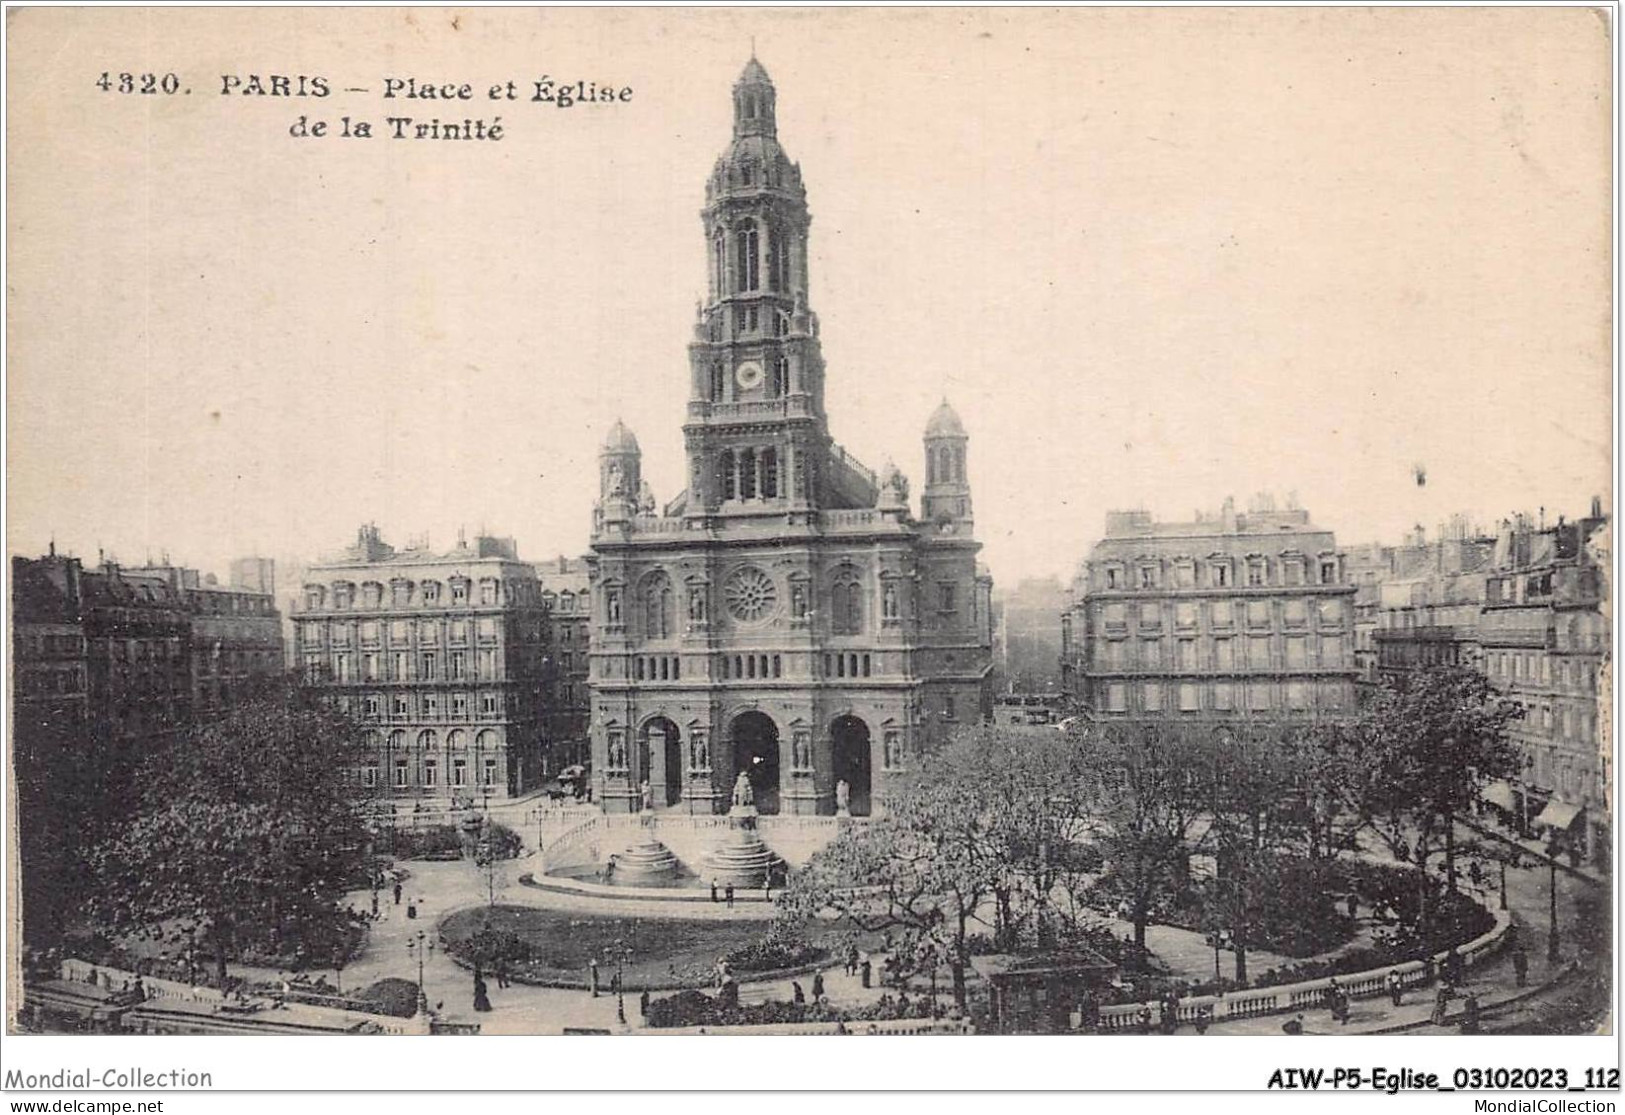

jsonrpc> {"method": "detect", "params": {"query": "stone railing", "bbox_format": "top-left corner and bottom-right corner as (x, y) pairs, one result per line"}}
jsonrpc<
(655, 1017), (974, 1036)
(632, 517), (686, 535)
(539, 814), (605, 874)
(1092, 901), (1512, 1032)
(56, 958), (426, 1035)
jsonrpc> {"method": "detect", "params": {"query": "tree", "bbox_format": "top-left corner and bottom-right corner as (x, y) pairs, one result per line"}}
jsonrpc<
(84, 677), (374, 982)
(1086, 720), (1209, 958)
(779, 744), (994, 1010)
(1353, 665), (1524, 937)
(930, 725), (1103, 950)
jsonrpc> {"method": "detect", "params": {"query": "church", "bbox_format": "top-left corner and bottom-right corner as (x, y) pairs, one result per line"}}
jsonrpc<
(587, 58), (993, 816)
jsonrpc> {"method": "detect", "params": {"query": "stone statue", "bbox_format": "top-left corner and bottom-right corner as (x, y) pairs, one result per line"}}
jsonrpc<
(732, 770), (755, 808)
(836, 779), (851, 815)
(606, 461), (626, 497)
(607, 589), (621, 624)
(640, 779), (653, 812)
(688, 586), (707, 622)
(637, 480), (657, 515)
(691, 733), (710, 770)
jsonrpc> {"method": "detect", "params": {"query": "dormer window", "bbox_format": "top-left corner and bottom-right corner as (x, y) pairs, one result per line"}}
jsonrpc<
(1105, 568), (1120, 590)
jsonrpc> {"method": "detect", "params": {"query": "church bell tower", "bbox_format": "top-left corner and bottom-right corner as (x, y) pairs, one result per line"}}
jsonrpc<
(684, 58), (831, 517)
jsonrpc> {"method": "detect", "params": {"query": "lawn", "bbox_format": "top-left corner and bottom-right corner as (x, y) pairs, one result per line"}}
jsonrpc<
(439, 905), (883, 991)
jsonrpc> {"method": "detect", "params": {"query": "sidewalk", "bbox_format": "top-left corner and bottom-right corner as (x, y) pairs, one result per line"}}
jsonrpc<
(1456, 814), (1608, 890)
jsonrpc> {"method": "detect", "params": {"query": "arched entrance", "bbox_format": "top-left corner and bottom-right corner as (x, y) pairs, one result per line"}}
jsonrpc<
(730, 711), (781, 815)
(640, 718), (683, 808)
(830, 715), (872, 816)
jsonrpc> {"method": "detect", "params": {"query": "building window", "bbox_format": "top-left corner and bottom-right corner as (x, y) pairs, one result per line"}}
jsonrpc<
(1248, 636), (1271, 669)
(1249, 682), (1272, 710)
(483, 758), (499, 787)
(423, 693), (440, 718)
(481, 693), (500, 716)
(392, 694), (409, 716)
(1179, 683), (1200, 712)
(451, 693), (468, 718)
(1175, 602), (1197, 629)
(1247, 561), (1266, 587)
(1320, 559), (1338, 585)
(480, 580), (499, 606)
(1286, 637), (1307, 669)
(421, 581), (440, 604)
(420, 653), (438, 680)
(1214, 638), (1235, 670)
(737, 222), (760, 291)
(1177, 640), (1197, 670)
(453, 758), (468, 787)
(1105, 568), (1120, 590)
(1143, 683), (1163, 712)
(1140, 639), (1163, 669)
(1287, 681), (1310, 710)
(1213, 682), (1233, 711)
(1138, 566), (1157, 589)
(938, 583), (957, 613)
(362, 765), (378, 788)
(832, 575), (863, 635)
(393, 759), (410, 789)
(1212, 563), (1231, 588)
(1105, 683), (1127, 713)
(451, 581), (468, 605)
(944, 694), (957, 720)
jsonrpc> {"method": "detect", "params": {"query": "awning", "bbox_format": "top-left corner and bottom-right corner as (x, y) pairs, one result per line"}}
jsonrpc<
(1533, 799), (1584, 830)
(1480, 781), (1518, 811)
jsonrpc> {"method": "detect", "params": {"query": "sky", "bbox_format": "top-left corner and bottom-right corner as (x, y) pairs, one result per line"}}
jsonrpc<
(6, 7), (1613, 589)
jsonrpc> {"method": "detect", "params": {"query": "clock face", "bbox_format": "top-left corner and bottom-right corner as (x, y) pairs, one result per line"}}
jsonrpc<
(735, 361), (764, 390)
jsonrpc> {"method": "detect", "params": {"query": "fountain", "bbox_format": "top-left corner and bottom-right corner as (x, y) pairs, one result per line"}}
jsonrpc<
(607, 815), (681, 883)
(701, 772), (777, 888)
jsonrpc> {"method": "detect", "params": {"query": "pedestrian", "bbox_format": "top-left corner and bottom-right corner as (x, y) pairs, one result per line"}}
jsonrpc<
(589, 957), (600, 998)
(1346, 893), (1358, 921)
(725, 883), (735, 909)
(1325, 978), (1343, 1021)
(1387, 968), (1403, 1007)
(710, 880), (718, 904)
(1431, 983), (1450, 1026)
(473, 973), (492, 1013)
(1135, 1005), (1152, 1035)
(1193, 1006), (1211, 1035)
(1461, 992), (1481, 1034)
(846, 944), (859, 977)
(639, 989), (650, 1018)
(370, 892), (379, 918)
(1446, 947), (1464, 986)
(1281, 1013), (1305, 1035)
(407, 898), (418, 920)
(764, 877), (771, 901)
(393, 880), (402, 906)
(792, 980), (805, 1005)
(812, 970), (825, 1001)
(1512, 945), (1529, 988)
(860, 958), (872, 989)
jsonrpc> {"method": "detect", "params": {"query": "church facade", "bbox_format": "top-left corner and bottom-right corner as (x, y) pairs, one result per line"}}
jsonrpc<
(587, 59), (993, 816)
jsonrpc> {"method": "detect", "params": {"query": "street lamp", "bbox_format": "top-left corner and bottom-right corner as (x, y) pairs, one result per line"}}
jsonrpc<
(407, 929), (434, 1014)
(1546, 841), (1562, 963)
(606, 921), (635, 1026)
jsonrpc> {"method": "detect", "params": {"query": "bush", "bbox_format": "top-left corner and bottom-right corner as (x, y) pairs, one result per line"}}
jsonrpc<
(724, 923), (822, 973)
(357, 977), (421, 1018)
(480, 822), (524, 862)
(390, 826), (465, 862)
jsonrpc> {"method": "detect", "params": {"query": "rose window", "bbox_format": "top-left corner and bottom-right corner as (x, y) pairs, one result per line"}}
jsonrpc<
(724, 566), (777, 623)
